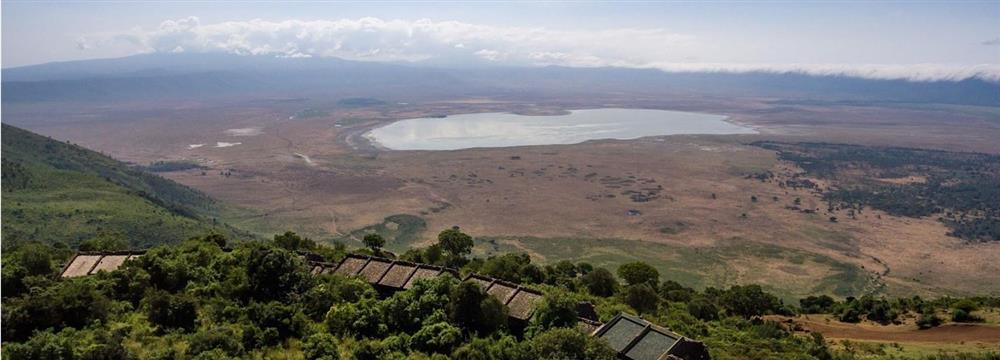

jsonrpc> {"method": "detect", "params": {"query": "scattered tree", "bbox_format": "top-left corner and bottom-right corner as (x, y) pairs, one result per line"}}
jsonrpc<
(624, 284), (659, 314)
(580, 268), (619, 297)
(362, 233), (386, 253)
(617, 262), (659, 287)
(438, 227), (474, 265)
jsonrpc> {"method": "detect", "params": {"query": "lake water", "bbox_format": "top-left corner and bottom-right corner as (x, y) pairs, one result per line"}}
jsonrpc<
(366, 108), (756, 150)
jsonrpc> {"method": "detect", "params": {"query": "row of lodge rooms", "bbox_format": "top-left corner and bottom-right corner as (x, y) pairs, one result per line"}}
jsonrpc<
(61, 251), (710, 360)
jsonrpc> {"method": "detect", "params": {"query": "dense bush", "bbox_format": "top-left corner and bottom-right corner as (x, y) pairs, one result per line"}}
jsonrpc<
(624, 284), (659, 314)
(531, 290), (579, 330)
(580, 267), (618, 297)
(188, 326), (245, 357)
(448, 281), (507, 335)
(916, 312), (943, 329)
(531, 328), (617, 360)
(688, 296), (720, 321)
(411, 322), (463, 354)
(718, 285), (782, 318)
(617, 261), (659, 286)
(755, 141), (1000, 242)
(145, 289), (198, 331)
(3, 233), (997, 359)
(3, 330), (75, 360)
(2, 277), (111, 342)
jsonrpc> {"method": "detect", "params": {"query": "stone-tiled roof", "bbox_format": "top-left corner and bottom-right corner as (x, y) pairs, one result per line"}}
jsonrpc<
(463, 273), (544, 321)
(358, 257), (394, 283)
(309, 261), (339, 275)
(593, 313), (709, 360)
(322, 254), (457, 291)
(333, 256), (369, 276)
(379, 262), (419, 288)
(404, 266), (449, 289)
(59, 251), (145, 278)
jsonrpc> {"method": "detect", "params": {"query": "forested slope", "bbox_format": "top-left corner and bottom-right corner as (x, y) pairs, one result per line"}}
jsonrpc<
(1, 124), (244, 248)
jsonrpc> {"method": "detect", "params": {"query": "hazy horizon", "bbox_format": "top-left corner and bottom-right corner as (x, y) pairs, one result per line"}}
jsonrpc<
(3, 1), (999, 81)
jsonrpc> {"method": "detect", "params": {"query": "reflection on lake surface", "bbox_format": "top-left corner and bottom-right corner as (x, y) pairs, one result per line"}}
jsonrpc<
(366, 108), (756, 150)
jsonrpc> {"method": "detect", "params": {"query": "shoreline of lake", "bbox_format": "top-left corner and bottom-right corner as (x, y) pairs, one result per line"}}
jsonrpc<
(365, 108), (757, 151)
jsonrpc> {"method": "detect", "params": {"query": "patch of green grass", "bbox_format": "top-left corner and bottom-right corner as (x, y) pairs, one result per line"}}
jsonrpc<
(332, 214), (427, 253)
(290, 108), (329, 119)
(334, 117), (372, 126)
(336, 97), (386, 107)
(658, 221), (688, 235)
(472, 235), (871, 301)
(812, 258), (870, 297)
(141, 160), (206, 173)
(800, 226), (860, 254)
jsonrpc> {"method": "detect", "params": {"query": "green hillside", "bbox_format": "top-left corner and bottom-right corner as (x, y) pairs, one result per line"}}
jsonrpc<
(1, 124), (245, 248)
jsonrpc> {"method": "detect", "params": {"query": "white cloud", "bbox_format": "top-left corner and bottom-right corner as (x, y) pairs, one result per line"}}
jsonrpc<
(474, 49), (504, 62)
(81, 16), (1000, 82)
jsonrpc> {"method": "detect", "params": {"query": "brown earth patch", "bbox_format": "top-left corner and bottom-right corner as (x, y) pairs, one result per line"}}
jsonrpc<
(773, 315), (1000, 345)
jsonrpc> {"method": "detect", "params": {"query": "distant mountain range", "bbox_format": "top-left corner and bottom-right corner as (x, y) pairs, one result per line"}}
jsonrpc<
(3, 53), (998, 106)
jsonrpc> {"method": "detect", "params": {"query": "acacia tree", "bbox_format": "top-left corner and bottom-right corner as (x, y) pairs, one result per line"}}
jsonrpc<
(145, 289), (197, 332)
(532, 290), (578, 330)
(719, 284), (781, 319)
(580, 268), (618, 297)
(438, 228), (473, 265)
(79, 230), (129, 252)
(244, 245), (312, 302)
(272, 231), (316, 251)
(624, 284), (658, 314)
(617, 262), (659, 287)
(362, 233), (386, 253)
(531, 328), (617, 360)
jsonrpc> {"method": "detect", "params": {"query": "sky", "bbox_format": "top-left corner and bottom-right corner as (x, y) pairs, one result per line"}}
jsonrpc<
(2, 1), (999, 81)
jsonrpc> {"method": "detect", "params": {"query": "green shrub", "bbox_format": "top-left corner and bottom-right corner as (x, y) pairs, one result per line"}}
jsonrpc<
(2, 278), (111, 341)
(952, 308), (982, 323)
(451, 335), (532, 360)
(719, 285), (781, 318)
(531, 328), (616, 360)
(580, 268), (618, 297)
(303, 332), (341, 360)
(325, 297), (385, 337)
(350, 339), (387, 360)
(687, 297), (720, 321)
(302, 275), (377, 321)
(187, 326), (244, 358)
(448, 281), (507, 335)
(411, 322), (463, 354)
(145, 289), (198, 332)
(916, 312), (943, 329)
(624, 284), (659, 314)
(2, 330), (74, 360)
(532, 290), (579, 330)
(617, 262), (659, 287)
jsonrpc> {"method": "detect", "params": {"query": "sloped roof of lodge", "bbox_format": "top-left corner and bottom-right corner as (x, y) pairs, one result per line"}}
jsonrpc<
(325, 254), (459, 290)
(463, 273), (545, 321)
(59, 251), (146, 278)
(593, 313), (709, 360)
(57, 251), (709, 359)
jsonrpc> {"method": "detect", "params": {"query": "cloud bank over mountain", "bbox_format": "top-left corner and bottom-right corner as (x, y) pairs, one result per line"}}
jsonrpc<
(76, 17), (1000, 82)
